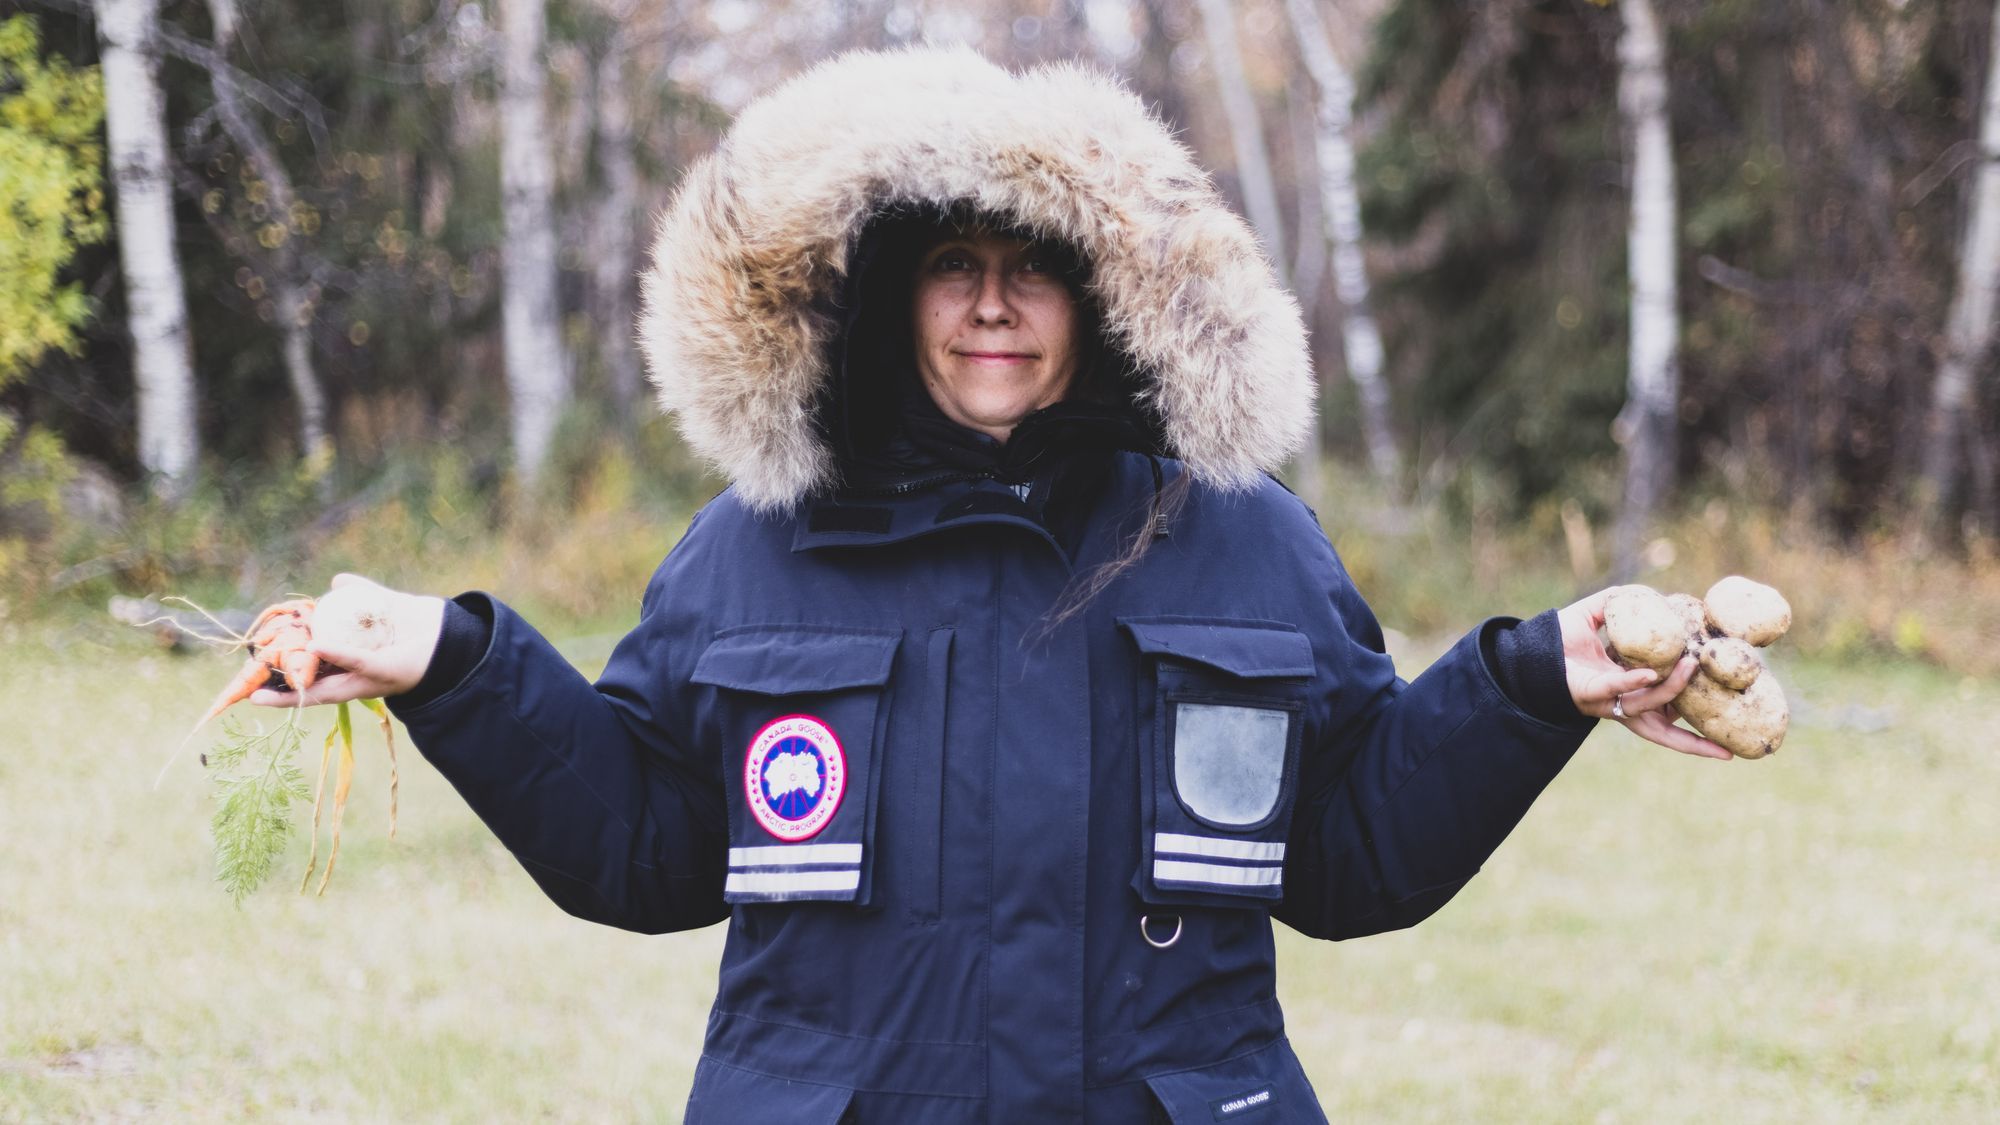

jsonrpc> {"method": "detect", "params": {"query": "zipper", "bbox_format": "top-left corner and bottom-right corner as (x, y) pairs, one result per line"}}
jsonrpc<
(844, 469), (996, 498)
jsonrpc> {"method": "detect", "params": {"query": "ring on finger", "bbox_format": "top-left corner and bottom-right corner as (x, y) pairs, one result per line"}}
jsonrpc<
(1612, 694), (1626, 720)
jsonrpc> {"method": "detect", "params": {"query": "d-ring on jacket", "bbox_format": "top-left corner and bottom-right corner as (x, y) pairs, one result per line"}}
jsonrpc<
(387, 47), (1600, 1124)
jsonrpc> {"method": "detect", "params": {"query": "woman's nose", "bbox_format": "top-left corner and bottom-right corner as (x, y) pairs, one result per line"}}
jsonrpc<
(970, 270), (1016, 326)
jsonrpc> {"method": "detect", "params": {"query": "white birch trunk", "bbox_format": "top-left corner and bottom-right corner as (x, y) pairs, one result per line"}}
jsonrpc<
(1287, 79), (1326, 324)
(590, 40), (642, 417)
(205, 0), (331, 481)
(1921, 3), (2000, 533)
(96, 0), (198, 494)
(498, 0), (570, 483)
(1192, 0), (1311, 496)
(1286, 0), (1401, 489)
(1285, 78), (1329, 514)
(1612, 0), (1679, 579)
(1192, 0), (1286, 259)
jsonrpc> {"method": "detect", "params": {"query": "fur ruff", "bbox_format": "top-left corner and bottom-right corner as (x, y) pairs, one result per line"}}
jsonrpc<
(638, 46), (1314, 511)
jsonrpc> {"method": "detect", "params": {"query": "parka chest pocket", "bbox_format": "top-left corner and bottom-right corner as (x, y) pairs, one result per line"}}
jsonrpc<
(691, 626), (902, 907)
(1120, 618), (1315, 908)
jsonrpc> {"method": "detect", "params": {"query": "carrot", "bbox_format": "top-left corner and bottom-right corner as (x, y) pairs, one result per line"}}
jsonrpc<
(195, 656), (282, 731)
(132, 591), (403, 898)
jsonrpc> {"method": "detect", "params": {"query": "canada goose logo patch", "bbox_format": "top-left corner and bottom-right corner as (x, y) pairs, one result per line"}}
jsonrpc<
(744, 714), (847, 841)
(1208, 1085), (1275, 1119)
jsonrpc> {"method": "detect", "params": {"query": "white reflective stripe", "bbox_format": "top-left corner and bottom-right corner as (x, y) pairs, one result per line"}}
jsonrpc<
(1154, 833), (1286, 863)
(728, 843), (864, 868)
(724, 868), (860, 895)
(1153, 859), (1283, 888)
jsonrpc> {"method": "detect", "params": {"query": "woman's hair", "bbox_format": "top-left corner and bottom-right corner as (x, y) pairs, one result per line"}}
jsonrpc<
(1038, 468), (1192, 636)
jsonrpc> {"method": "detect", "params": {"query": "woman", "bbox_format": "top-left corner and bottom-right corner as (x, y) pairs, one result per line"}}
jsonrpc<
(260, 47), (1723, 1123)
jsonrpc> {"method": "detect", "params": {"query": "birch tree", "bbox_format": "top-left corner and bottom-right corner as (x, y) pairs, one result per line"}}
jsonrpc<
(95, 0), (197, 494)
(1286, 0), (1402, 490)
(1192, 0), (1317, 500)
(1918, 3), (2000, 540)
(588, 24), (642, 418)
(498, 0), (570, 484)
(1610, 0), (1678, 579)
(204, 0), (331, 481)
(1286, 76), (1326, 324)
(1192, 0), (1285, 258)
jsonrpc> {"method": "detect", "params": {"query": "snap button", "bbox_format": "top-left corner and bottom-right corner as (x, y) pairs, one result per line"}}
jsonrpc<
(1139, 913), (1183, 949)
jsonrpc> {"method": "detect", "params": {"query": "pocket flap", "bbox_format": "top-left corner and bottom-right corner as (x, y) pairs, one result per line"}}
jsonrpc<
(683, 1056), (853, 1124)
(692, 627), (901, 694)
(1144, 1039), (1325, 1123)
(1121, 620), (1314, 679)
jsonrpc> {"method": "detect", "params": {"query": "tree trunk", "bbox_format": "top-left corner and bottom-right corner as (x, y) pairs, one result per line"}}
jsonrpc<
(1131, 0), (1193, 140)
(1192, 0), (1286, 260)
(1286, 0), (1401, 491)
(1285, 73), (1329, 514)
(1918, 4), (2000, 543)
(1042, 0), (1093, 60)
(204, 0), (332, 489)
(590, 38), (643, 421)
(96, 0), (198, 495)
(498, 0), (571, 484)
(1192, 0), (1309, 497)
(1287, 73), (1326, 327)
(1611, 0), (1679, 580)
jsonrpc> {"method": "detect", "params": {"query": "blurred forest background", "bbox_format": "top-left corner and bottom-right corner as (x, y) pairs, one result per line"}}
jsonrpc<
(4, 0), (2000, 670)
(5, 2), (2000, 1121)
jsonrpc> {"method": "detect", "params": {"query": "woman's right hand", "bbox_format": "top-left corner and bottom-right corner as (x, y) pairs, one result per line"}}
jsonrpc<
(250, 573), (445, 707)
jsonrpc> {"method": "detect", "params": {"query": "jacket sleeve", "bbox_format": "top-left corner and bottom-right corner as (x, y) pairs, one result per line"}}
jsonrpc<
(1273, 549), (1596, 942)
(386, 564), (729, 935)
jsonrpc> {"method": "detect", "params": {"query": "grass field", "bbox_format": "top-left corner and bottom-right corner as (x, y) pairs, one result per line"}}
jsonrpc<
(2, 615), (1995, 1122)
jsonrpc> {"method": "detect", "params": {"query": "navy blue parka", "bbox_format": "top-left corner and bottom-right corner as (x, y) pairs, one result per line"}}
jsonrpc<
(386, 46), (1601, 1125)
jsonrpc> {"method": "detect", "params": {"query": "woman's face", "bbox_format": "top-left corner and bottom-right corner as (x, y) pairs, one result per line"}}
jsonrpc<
(910, 229), (1080, 443)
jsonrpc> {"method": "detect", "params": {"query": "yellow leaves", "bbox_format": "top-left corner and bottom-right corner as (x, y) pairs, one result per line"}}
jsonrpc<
(0, 15), (105, 386)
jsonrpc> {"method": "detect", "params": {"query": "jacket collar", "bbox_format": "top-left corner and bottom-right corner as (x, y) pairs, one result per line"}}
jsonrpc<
(793, 446), (1164, 566)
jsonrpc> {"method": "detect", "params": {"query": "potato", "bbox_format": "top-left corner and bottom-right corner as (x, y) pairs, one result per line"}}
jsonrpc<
(1603, 585), (1688, 671)
(1666, 593), (1710, 646)
(1602, 576), (1794, 760)
(1698, 636), (1762, 691)
(1676, 665), (1788, 759)
(1704, 576), (1792, 647)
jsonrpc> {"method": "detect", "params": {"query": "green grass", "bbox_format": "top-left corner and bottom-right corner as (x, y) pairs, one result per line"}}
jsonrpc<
(2, 619), (1995, 1121)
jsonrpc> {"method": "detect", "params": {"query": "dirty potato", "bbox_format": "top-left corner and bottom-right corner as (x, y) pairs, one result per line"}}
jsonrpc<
(1677, 667), (1789, 759)
(1704, 576), (1792, 647)
(1698, 636), (1763, 691)
(1604, 585), (1689, 671)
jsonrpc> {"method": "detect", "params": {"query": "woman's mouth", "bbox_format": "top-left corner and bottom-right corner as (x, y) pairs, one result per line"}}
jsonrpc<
(957, 350), (1036, 364)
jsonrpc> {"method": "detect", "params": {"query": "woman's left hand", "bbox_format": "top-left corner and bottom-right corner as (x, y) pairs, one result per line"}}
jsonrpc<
(1557, 587), (1733, 761)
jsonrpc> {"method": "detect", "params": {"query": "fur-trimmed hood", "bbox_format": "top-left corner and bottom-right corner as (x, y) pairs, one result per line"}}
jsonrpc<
(638, 45), (1313, 512)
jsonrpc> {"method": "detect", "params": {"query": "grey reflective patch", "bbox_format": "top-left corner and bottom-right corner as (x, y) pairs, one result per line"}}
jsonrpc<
(1172, 703), (1288, 826)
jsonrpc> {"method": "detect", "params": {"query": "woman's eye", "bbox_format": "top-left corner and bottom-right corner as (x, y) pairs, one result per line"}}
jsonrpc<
(931, 252), (973, 273)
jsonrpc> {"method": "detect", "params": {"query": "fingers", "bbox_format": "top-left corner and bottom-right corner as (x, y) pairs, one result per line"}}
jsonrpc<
(249, 671), (375, 708)
(1573, 662), (1661, 718)
(1614, 656), (1697, 715)
(307, 639), (377, 673)
(1623, 707), (1733, 760)
(1605, 664), (1662, 697)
